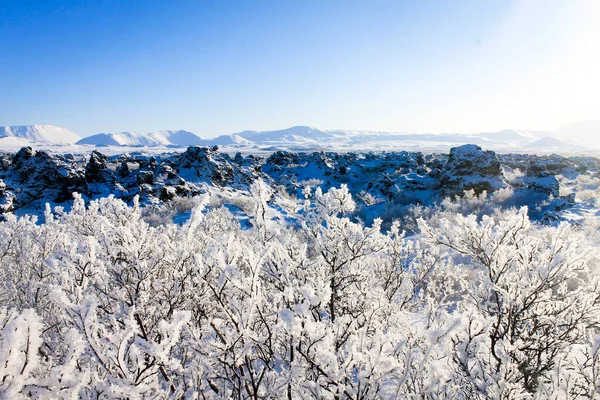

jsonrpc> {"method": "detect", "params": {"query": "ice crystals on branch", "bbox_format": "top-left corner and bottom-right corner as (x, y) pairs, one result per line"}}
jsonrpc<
(0, 184), (599, 398)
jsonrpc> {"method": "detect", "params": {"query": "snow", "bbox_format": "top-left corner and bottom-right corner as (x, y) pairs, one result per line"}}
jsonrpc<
(560, 202), (600, 223)
(558, 120), (600, 148)
(4, 121), (600, 398)
(191, 127), (591, 153)
(478, 129), (541, 146)
(199, 134), (251, 146)
(76, 130), (204, 147)
(77, 132), (162, 146)
(76, 133), (122, 146)
(526, 136), (586, 151)
(236, 126), (336, 143)
(0, 136), (36, 149)
(448, 143), (483, 155)
(1, 181), (599, 398)
(0, 125), (80, 144)
(2, 124), (596, 155)
(150, 130), (203, 146)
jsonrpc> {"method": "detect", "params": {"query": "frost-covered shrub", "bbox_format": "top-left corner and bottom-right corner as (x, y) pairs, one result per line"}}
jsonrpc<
(420, 208), (600, 398)
(298, 178), (324, 187)
(141, 195), (201, 226)
(0, 184), (598, 399)
(557, 173), (600, 206)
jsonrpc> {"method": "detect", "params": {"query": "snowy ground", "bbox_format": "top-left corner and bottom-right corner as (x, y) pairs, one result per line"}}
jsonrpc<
(3, 138), (600, 159)
(3, 124), (600, 156)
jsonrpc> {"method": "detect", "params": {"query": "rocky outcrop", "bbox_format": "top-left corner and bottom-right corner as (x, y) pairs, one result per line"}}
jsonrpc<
(0, 145), (599, 223)
(440, 144), (506, 196)
(499, 153), (576, 197)
(445, 145), (502, 176)
(176, 146), (236, 185)
(5, 147), (86, 206)
(175, 146), (265, 188)
(85, 150), (116, 188)
(0, 179), (12, 214)
(265, 151), (301, 168)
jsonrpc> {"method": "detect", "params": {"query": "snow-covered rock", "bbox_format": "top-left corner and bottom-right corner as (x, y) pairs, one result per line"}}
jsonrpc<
(1, 145), (599, 226)
(176, 146), (236, 185)
(175, 146), (261, 186)
(3, 147), (86, 209)
(444, 144), (502, 176)
(85, 150), (117, 195)
(440, 144), (505, 196)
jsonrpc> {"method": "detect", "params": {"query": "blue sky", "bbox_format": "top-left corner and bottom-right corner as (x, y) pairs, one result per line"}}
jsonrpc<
(1, 0), (598, 137)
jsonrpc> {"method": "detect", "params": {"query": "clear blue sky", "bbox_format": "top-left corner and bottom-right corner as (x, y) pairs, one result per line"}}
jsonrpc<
(1, 0), (598, 137)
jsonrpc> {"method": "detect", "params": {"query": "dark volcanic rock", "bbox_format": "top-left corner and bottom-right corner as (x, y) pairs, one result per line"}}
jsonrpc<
(116, 161), (130, 178)
(8, 147), (86, 203)
(0, 154), (12, 171)
(526, 155), (573, 178)
(1, 145), (598, 225)
(176, 146), (235, 185)
(266, 151), (301, 167)
(137, 171), (155, 185)
(440, 144), (506, 196)
(175, 146), (263, 187)
(85, 151), (115, 184)
(445, 144), (502, 176)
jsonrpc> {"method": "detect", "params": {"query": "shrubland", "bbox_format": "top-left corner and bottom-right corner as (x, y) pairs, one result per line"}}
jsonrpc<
(0, 181), (599, 399)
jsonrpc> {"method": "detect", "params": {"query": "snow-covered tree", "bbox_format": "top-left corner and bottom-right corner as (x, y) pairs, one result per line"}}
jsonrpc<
(420, 207), (600, 398)
(0, 185), (598, 398)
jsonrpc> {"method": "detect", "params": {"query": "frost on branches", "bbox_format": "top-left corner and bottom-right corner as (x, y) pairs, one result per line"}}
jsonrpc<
(0, 183), (599, 399)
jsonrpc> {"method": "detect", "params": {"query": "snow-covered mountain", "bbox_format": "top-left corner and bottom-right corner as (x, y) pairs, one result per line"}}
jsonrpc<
(199, 134), (251, 146)
(77, 132), (160, 146)
(0, 125), (80, 144)
(1, 124), (594, 153)
(557, 121), (600, 148)
(236, 126), (336, 143)
(148, 130), (204, 146)
(185, 126), (589, 152)
(77, 130), (203, 147)
(328, 129), (561, 149)
(200, 126), (587, 151)
(347, 132), (486, 144)
(525, 136), (586, 151)
(477, 129), (542, 146)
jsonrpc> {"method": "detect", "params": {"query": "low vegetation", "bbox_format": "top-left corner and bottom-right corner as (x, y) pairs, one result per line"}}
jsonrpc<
(1, 182), (599, 399)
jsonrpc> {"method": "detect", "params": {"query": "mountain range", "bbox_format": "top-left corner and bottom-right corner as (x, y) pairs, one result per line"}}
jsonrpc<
(76, 130), (204, 147)
(1, 125), (80, 144)
(0, 124), (596, 152)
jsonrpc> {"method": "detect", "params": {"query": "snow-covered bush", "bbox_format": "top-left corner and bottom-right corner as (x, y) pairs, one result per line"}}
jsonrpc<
(557, 173), (600, 207)
(0, 184), (598, 398)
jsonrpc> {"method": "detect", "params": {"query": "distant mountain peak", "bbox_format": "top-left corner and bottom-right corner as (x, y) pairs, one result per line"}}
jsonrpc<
(525, 136), (585, 150)
(77, 130), (203, 147)
(0, 125), (80, 144)
(2, 123), (598, 153)
(236, 125), (334, 143)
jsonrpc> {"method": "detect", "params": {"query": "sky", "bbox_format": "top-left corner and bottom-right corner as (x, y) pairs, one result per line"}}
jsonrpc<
(0, 0), (599, 138)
